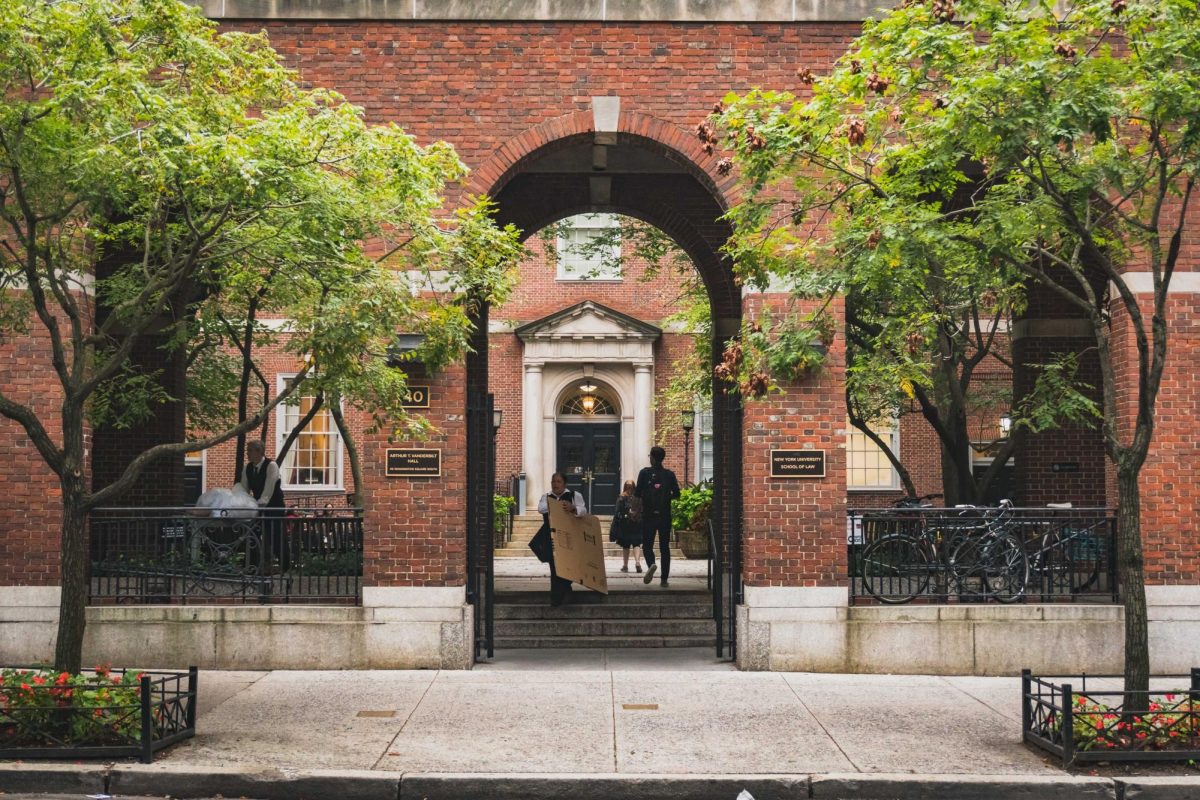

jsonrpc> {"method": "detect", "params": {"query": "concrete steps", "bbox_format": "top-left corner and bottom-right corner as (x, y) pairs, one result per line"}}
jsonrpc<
(493, 589), (715, 649)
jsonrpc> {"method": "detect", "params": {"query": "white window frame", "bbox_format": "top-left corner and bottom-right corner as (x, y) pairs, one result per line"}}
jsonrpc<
(185, 450), (206, 494)
(847, 418), (901, 491)
(697, 407), (714, 484)
(275, 374), (344, 491)
(555, 213), (621, 281)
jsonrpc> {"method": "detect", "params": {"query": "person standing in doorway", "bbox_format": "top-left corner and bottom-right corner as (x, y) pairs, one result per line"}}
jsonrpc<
(634, 446), (681, 588)
(536, 472), (587, 606)
(239, 439), (288, 573)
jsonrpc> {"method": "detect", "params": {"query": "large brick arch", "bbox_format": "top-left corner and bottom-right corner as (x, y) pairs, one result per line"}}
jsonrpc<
(468, 109), (743, 321)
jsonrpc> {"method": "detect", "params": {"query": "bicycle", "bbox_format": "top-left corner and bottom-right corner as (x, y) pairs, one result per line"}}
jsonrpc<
(1025, 512), (1107, 596)
(859, 499), (1029, 604)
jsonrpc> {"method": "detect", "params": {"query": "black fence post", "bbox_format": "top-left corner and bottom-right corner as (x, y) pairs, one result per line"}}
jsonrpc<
(1061, 682), (1074, 768)
(186, 666), (198, 731)
(139, 674), (154, 763)
(1020, 669), (1032, 739)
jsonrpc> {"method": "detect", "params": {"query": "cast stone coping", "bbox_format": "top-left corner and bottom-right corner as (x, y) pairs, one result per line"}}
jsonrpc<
(362, 585), (467, 607)
(193, 0), (889, 22)
(0, 585), (61, 606)
(742, 585), (848, 608)
(1146, 584), (1200, 605)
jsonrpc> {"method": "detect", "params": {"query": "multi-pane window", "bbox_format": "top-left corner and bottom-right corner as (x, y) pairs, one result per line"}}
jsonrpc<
(556, 214), (621, 281)
(277, 377), (342, 489)
(847, 419), (899, 490)
(698, 410), (714, 483)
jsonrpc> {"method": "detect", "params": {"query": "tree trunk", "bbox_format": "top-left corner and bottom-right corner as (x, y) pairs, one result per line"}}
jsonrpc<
(1117, 466), (1150, 694)
(54, 485), (89, 673)
(329, 399), (363, 509)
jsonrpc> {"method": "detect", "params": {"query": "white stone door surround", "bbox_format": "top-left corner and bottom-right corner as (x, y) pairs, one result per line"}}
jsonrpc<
(516, 301), (661, 512)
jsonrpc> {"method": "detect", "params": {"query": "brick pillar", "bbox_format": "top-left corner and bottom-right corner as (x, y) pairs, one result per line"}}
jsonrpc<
(90, 333), (187, 506)
(1011, 322), (1108, 507)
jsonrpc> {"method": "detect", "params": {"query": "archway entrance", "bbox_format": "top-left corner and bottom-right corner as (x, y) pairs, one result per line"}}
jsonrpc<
(465, 105), (744, 662)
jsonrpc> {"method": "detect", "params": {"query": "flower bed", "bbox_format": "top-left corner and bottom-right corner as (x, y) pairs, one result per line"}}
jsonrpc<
(0, 665), (196, 763)
(1022, 669), (1200, 766)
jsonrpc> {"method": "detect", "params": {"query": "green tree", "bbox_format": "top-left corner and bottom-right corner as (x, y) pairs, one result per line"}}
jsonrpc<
(0, 0), (513, 671)
(718, 0), (1198, 691)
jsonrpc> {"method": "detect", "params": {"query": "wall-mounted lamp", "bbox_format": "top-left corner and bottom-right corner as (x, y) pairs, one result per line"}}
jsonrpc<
(681, 409), (696, 433)
(492, 408), (503, 433)
(999, 415), (1013, 437)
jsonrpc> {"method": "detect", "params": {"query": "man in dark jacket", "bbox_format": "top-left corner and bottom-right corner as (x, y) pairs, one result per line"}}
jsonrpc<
(634, 446), (681, 588)
(239, 440), (288, 572)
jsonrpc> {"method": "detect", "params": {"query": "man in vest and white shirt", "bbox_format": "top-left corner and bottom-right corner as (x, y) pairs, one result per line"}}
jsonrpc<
(239, 440), (288, 573)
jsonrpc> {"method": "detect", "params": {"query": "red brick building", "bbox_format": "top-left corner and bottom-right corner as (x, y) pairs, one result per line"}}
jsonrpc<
(1, 1), (1195, 673)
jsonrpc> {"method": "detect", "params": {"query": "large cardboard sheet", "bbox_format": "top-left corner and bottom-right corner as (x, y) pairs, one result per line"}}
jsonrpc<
(548, 502), (609, 595)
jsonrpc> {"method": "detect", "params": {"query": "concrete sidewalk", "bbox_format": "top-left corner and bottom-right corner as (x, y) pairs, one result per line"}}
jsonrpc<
(4, 653), (1200, 799)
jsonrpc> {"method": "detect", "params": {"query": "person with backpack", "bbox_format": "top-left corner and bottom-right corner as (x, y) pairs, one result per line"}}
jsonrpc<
(634, 446), (681, 588)
(609, 479), (643, 574)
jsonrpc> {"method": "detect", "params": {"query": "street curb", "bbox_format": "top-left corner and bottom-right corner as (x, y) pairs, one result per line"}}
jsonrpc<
(3, 765), (1200, 799)
(398, 773), (809, 800)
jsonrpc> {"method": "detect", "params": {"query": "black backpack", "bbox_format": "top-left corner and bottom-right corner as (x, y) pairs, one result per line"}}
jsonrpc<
(642, 471), (672, 516)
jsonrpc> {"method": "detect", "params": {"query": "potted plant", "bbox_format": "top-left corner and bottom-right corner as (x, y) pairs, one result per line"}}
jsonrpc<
(672, 483), (713, 559)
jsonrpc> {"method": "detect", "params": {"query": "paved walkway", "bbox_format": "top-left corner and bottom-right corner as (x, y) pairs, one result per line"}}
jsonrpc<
(6, 654), (1200, 798)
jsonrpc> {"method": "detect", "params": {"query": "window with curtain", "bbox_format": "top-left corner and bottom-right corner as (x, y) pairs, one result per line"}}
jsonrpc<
(847, 419), (899, 490)
(276, 376), (342, 489)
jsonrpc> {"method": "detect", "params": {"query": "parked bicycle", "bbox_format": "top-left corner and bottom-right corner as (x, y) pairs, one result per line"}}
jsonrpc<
(1025, 512), (1107, 596)
(859, 499), (1029, 604)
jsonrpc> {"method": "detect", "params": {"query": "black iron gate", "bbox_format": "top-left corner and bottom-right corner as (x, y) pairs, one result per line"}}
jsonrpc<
(711, 388), (742, 660)
(466, 389), (495, 661)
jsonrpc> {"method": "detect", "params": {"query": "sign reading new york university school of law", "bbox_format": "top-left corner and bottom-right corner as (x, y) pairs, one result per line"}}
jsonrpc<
(385, 449), (440, 478)
(400, 386), (430, 409)
(770, 449), (826, 479)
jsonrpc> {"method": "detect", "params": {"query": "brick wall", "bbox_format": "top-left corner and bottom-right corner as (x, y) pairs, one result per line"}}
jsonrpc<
(361, 364), (467, 587)
(740, 294), (846, 587)
(0, 305), (77, 586)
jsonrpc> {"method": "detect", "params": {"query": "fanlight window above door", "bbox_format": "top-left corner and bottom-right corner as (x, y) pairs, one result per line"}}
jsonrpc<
(560, 390), (617, 417)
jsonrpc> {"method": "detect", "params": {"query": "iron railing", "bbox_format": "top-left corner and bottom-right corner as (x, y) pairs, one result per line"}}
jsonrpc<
(89, 508), (362, 605)
(847, 506), (1117, 605)
(0, 667), (197, 763)
(1023, 670), (1200, 765)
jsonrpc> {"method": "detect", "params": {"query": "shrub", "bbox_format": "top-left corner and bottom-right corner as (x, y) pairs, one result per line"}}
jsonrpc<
(672, 483), (713, 532)
(494, 494), (517, 534)
(0, 666), (144, 747)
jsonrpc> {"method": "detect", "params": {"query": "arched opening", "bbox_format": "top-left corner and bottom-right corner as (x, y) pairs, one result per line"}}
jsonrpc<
(464, 112), (744, 662)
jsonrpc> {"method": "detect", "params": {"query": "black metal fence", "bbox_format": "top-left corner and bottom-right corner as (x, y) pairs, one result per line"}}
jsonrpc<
(90, 508), (362, 605)
(847, 506), (1117, 605)
(0, 667), (197, 763)
(1023, 670), (1200, 765)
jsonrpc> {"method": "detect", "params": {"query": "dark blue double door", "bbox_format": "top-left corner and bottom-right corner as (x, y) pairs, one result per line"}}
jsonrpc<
(556, 423), (620, 516)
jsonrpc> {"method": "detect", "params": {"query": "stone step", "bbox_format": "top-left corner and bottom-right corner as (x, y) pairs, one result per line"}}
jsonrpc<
(495, 602), (712, 621)
(495, 619), (716, 638)
(496, 589), (709, 605)
(493, 635), (715, 649)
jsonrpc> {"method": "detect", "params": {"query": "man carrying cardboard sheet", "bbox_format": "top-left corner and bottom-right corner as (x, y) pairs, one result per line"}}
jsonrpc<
(548, 501), (609, 596)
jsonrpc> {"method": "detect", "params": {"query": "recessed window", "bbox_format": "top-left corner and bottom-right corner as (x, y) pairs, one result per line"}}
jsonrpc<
(556, 214), (621, 281)
(277, 376), (343, 490)
(559, 390), (618, 417)
(698, 409), (714, 483)
(847, 419), (899, 490)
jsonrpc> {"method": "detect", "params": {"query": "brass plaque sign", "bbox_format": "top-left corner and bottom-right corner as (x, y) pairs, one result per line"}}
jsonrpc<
(386, 448), (441, 478)
(401, 385), (430, 409)
(770, 449), (826, 478)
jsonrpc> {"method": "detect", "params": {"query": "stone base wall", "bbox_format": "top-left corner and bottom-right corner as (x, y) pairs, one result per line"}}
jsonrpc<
(735, 586), (1200, 675)
(0, 587), (473, 670)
